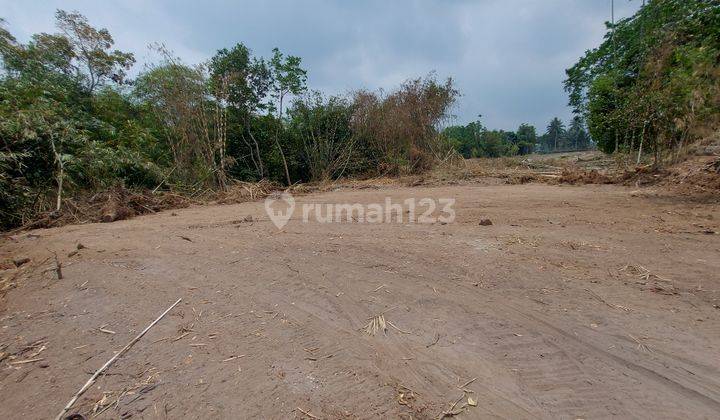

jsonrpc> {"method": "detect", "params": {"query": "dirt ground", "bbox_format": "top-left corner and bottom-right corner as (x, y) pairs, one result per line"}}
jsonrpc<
(1, 181), (719, 419)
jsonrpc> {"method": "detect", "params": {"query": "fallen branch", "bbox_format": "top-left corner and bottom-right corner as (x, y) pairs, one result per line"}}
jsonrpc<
(55, 298), (182, 420)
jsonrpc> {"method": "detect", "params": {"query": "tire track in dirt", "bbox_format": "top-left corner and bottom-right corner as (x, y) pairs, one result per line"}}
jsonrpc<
(499, 301), (720, 417)
(2, 183), (719, 419)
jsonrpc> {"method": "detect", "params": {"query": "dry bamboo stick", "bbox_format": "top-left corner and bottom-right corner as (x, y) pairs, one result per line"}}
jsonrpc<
(55, 298), (182, 420)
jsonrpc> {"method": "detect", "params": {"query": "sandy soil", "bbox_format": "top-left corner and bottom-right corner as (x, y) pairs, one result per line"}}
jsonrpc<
(1, 182), (719, 419)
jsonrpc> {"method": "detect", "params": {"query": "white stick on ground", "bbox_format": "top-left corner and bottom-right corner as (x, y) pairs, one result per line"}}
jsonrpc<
(55, 298), (182, 420)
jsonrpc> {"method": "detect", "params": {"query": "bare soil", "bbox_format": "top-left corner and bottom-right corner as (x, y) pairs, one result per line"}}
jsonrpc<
(1, 181), (719, 419)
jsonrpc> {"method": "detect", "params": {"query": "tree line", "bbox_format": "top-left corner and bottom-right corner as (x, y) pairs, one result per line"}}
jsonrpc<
(564, 0), (720, 164)
(0, 11), (459, 229)
(443, 115), (592, 159)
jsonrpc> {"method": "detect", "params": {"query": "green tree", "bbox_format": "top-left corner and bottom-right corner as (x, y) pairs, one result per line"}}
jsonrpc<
(209, 44), (272, 179)
(544, 117), (566, 152)
(269, 48), (307, 185)
(565, 0), (720, 161)
(516, 123), (537, 155)
(566, 116), (591, 150)
(54, 10), (135, 92)
(288, 92), (357, 181)
(443, 119), (484, 158)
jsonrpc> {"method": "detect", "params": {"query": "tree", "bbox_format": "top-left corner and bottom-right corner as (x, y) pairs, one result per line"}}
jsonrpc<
(544, 117), (566, 152)
(55, 10), (135, 92)
(289, 92), (357, 181)
(481, 130), (515, 157)
(209, 44), (272, 179)
(269, 48), (307, 185)
(566, 116), (591, 150)
(564, 0), (720, 161)
(516, 123), (537, 155)
(0, 11), (158, 226)
(443, 119), (483, 158)
(134, 49), (225, 188)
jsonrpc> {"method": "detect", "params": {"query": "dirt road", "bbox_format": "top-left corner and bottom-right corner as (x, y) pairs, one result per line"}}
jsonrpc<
(1, 182), (719, 419)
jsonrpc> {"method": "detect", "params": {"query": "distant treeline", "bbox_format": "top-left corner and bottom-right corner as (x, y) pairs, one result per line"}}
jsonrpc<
(443, 116), (593, 159)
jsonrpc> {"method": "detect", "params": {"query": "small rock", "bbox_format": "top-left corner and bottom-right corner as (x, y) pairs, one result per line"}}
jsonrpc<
(171, 212), (178, 216)
(243, 215), (254, 223)
(479, 219), (493, 226)
(13, 257), (31, 267)
(76, 243), (86, 250)
(68, 250), (78, 257)
(39, 362), (50, 368)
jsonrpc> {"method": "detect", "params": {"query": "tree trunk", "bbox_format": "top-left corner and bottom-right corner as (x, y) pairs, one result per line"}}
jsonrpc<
(653, 134), (660, 168)
(49, 135), (64, 212)
(275, 93), (292, 186)
(637, 121), (647, 165)
(614, 130), (619, 154)
(276, 138), (292, 186)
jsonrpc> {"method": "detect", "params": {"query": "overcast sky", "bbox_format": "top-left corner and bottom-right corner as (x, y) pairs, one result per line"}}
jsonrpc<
(1, 0), (640, 131)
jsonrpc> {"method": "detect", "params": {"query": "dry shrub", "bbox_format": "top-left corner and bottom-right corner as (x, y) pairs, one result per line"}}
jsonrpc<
(351, 74), (458, 175)
(626, 156), (720, 192)
(12, 186), (192, 231)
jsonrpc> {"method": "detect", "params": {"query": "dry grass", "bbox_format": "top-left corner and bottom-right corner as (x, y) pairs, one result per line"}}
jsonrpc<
(363, 314), (387, 336)
(213, 179), (278, 204)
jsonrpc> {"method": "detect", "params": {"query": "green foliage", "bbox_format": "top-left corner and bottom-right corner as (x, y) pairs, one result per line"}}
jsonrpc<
(444, 121), (536, 158)
(209, 43), (271, 113)
(543, 117), (566, 152)
(443, 121), (484, 158)
(516, 123), (537, 155)
(288, 92), (358, 181)
(566, 116), (591, 151)
(1, 6), (615, 230)
(0, 11), (159, 228)
(54, 10), (135, 92)
(446, 115), (592, 157)
(565, 0), (720, 159)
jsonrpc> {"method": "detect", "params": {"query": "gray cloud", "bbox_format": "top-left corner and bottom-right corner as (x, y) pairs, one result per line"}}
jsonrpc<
(0, 0), (640, 131)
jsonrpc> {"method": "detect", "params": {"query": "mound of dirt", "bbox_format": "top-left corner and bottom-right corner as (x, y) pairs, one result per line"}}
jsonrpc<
(621, 156), (720, 193)
(558, 168), (614, 185)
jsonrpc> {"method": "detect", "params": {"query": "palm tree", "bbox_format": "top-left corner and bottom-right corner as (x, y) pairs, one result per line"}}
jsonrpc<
(545, 117), (566, 151)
